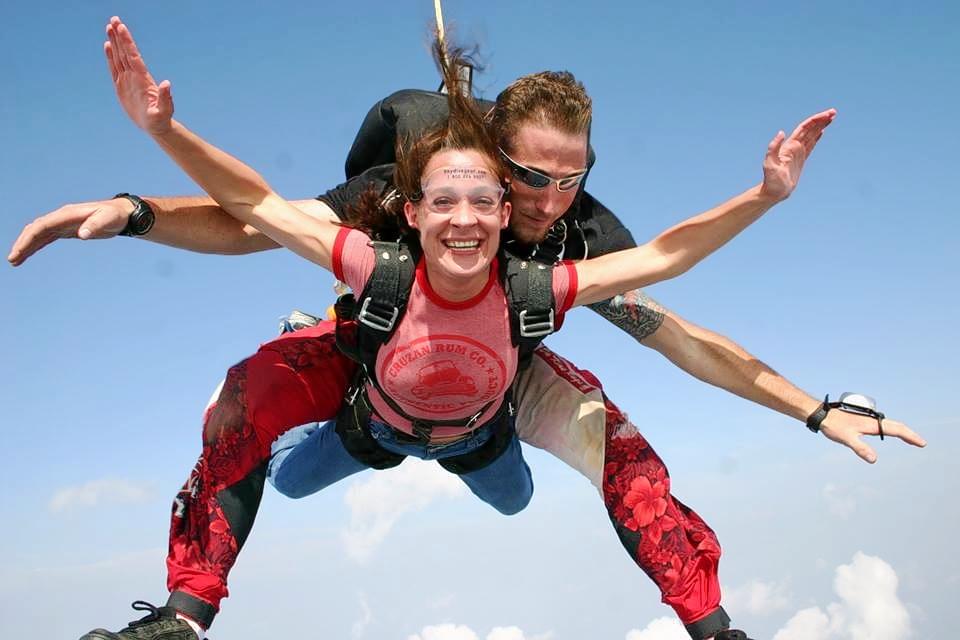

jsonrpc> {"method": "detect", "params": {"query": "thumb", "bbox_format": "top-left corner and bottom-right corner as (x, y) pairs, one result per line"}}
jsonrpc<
(158, 79), (174, 116)
(765, 130), (785, 163)
(849, 438), (878, 464)
(79, 206), (128, 240)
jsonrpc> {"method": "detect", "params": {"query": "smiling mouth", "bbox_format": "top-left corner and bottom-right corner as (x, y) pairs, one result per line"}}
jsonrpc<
(443, 239), (482, 250)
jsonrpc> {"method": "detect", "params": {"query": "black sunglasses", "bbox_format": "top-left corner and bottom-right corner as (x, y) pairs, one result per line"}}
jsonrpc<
(499, 148), (588, 192)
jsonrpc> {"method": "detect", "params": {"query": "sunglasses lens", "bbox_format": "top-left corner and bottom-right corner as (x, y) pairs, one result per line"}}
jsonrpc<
(510, 165), (551, 189)
(557, 174), (585, 191)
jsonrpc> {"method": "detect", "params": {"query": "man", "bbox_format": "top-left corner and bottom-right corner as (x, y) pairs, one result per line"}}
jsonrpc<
(8, 21), (924, 640)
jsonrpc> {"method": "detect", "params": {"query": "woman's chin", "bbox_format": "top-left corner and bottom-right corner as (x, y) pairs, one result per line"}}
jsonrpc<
(439, 250), (492, 278)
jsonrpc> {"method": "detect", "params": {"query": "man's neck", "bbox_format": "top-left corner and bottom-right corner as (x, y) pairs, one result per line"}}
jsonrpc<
(504, 217), (572, 264)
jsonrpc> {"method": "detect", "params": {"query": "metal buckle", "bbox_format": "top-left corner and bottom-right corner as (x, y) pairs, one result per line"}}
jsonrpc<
(357, 297), (399, 332)
(411, 420), (433, 441)
(345, 384), (361, 407)
(518, 308), (554, 338)
(464, 410), (485, 429)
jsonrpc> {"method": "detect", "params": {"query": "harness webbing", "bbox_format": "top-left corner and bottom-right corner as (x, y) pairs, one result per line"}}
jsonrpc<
(334, 242), (557, 440)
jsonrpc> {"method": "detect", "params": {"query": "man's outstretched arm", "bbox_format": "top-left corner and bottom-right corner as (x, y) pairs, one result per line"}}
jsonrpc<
(588, 291), (926, 463)
(7, 195), (337, 265)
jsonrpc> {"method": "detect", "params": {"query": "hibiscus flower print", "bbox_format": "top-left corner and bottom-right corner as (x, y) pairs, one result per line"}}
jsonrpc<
(623, 475), (668, 529)
(643, 514), (678, 546)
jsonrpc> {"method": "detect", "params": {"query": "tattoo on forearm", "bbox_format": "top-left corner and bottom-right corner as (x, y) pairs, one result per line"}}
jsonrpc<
(589, 289), (666, 341)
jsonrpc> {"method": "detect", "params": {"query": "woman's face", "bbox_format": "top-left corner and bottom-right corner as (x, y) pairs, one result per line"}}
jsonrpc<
(403, 148), (510, 281)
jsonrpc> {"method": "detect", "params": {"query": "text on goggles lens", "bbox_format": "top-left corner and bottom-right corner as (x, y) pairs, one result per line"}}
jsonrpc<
(419, 166), (506, 214)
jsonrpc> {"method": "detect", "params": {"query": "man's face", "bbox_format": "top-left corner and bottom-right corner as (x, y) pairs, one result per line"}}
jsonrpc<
(504, 123), (589, 244)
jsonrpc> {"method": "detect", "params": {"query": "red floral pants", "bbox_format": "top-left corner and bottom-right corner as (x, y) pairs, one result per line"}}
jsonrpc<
(165, 322), (354, 626)
(164, 324), (722, 629)
(515, 347), (723, 624)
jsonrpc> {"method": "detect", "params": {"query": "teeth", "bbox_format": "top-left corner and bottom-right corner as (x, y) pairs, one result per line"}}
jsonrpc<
(445, 240), (481, 249)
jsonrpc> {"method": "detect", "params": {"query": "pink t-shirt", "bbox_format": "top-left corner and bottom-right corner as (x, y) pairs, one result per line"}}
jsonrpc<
(333, 228), (578, 439)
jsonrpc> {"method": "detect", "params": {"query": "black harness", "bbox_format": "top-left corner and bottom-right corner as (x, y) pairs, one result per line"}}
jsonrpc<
(333, 239), (559, 473)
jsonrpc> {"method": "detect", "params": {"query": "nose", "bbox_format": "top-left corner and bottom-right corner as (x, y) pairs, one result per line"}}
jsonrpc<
(450, 201), (478, 227)
(536, 188), (568, 219)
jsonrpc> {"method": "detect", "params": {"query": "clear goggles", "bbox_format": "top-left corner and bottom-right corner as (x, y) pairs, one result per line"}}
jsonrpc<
(418, 166), (506, 215)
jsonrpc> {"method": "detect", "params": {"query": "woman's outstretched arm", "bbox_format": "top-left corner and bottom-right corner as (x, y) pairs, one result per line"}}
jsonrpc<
(573, 108), (836, 306)
(104, 16), (341, 270)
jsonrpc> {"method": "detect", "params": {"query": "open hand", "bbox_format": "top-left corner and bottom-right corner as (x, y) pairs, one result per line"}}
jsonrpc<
(819, 409), (926, 464)
(104, 16), (173, 136)
(7, 198), (134, 266)
(760, 109), (837, 202)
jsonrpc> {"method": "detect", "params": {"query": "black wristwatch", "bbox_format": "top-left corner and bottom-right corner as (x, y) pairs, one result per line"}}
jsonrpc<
(805, 393), (886, 439)
(805, 395), (832, 434)
(114, 193), (156, 237)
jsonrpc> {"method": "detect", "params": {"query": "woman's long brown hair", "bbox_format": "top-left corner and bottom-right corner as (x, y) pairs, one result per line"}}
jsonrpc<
(346, 34), (506, 251)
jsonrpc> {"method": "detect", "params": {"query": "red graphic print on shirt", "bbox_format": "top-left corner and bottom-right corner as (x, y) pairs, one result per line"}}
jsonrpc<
(379, 334), (508, 415)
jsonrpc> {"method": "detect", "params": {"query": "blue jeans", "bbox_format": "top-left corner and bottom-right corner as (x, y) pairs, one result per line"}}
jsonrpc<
(268, 418), (533, 515)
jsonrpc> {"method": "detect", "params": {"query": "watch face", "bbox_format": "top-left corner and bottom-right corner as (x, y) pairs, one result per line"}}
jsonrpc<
(130, 204), (155, 236)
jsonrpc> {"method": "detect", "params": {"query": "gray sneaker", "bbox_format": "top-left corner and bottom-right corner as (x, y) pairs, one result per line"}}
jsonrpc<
(279, 309), (323, 334)
(80, 601), (198, 640)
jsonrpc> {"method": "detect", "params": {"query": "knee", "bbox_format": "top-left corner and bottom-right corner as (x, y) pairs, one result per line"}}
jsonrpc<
(492, 489), (533, 516)
(267, 456), (313, 499)
(203, 365), (248, 444)
(268, 471), (312, 499)
(266, 425), (320, 499)
(490, 482), (533, 516)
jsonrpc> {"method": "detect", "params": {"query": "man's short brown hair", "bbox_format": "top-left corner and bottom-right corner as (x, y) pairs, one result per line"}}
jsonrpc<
(490, 71), (592, 153)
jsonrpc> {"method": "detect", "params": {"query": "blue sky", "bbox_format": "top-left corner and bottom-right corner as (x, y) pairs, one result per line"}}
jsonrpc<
(2, 2), (958, 639)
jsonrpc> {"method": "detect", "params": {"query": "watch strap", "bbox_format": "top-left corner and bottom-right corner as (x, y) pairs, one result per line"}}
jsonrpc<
(805, 394), (831, 434)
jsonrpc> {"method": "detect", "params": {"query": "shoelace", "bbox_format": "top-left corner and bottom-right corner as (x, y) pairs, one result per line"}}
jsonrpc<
(127, 601), (162, 627)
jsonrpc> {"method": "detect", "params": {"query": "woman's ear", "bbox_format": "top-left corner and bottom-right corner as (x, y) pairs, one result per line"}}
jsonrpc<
(403, 201), (419, 229)
(500, 201), (511, 229)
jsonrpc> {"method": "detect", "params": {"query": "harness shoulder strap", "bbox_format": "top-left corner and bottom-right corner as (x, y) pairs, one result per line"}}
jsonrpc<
(335, 239), (417, 373)
(500, 250), (558, 370)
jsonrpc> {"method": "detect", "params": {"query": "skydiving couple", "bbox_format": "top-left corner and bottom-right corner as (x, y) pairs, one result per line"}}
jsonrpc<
(8, 15), (926, 640)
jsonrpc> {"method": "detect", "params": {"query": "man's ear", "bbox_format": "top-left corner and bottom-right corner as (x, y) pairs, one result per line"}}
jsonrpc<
(500, 201), (511, 229)
(403, 201), (419, 229)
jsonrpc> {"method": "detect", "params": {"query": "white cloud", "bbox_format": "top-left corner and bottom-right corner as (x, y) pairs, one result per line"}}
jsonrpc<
(48, 478), (153, 513)
(406, 626), (552, 640)
(723, 578), (791, 615)
(832, 552), (911, 639)
(774, 607), (837, 639)
(341, 458), (466, 562)
(407, 624), (478, 640)
(625, 617), (688, 640)
(773, 552), (912, 640)
(488, 627), (551, 640)
(822, 483), (857, 519)
(351, 591), (372, 639)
